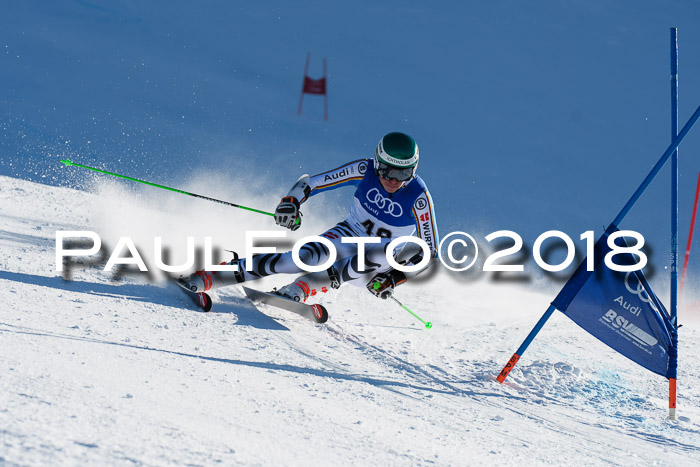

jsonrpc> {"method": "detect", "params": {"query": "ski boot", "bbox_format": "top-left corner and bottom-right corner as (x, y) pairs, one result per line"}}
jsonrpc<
(182, 252), (245, 293)
(273, 280), (310, 303)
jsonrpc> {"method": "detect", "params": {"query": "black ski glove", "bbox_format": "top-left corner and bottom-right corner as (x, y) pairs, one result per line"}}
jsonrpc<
(367, 270), (406, 299)
(274, 196), (302, 231)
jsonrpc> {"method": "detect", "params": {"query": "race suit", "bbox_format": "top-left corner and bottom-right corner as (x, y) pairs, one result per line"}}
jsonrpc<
(205, 158), (439, 295)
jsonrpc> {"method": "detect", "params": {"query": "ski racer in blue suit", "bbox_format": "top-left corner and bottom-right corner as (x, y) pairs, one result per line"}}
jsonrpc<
(184, 132), (439, 302)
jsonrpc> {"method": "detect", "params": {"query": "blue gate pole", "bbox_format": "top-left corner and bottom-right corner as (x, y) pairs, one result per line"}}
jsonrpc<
(611, 103), (700, 226)
(497, 305), (556, 382)
(497, 102), (700, 384)
(671, 28), (679, 327)
(669, 26), (679, 420)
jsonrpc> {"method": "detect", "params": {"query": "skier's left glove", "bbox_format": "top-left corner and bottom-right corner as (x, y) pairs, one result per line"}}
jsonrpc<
(274, 196), (302, 231)
(367, 270), (406, 300)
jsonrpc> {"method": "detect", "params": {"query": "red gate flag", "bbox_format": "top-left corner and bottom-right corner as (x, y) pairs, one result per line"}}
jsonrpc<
(298, 52), (328, 121)
(303, 76), (326, 95)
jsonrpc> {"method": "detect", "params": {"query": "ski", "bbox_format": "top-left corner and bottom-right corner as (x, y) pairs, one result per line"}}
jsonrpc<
(242, 286), (328, 323)
(171, 276), (213, 312)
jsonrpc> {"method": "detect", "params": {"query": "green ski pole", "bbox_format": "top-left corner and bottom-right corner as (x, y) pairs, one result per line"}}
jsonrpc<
(60, 159), (298, 224)
(392, 296), (432, 329)
(373, 282), (432, 329)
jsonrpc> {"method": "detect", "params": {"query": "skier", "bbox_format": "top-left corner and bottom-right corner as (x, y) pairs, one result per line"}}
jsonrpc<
(183, 132), (439, 303)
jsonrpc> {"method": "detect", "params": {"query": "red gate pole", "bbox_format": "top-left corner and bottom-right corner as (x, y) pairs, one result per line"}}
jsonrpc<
(680, 171), (700, 298)
(298, 52), (311, 115)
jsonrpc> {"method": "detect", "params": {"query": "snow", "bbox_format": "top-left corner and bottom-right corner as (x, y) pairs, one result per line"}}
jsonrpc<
(2, 175), (700, 465)
(3, 1), (700, 464)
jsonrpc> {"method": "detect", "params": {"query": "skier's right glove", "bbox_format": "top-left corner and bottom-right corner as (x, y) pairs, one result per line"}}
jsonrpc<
(274, 196), (302, 231)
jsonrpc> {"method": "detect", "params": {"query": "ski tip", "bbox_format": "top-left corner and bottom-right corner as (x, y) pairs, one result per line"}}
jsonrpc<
(197, 292), (213, 312)
(310, 304), (328, 323)
(60, 159), (73, 167)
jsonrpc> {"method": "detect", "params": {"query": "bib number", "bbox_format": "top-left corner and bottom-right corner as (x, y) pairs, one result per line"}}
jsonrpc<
(361, 219), (392, 239)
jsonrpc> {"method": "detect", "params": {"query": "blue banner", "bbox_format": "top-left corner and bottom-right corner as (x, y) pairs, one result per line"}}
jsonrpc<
(552, 227), (675, 378)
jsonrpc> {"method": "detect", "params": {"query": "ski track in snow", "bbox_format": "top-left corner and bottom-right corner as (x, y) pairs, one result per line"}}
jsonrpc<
(1, 175), (700, 466)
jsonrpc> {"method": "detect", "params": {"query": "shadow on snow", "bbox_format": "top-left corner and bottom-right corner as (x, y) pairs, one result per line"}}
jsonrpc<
(0, 269), (287, 331)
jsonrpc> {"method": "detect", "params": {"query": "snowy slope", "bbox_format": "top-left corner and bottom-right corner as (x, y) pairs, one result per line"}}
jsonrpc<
(2, 175), (700, 466)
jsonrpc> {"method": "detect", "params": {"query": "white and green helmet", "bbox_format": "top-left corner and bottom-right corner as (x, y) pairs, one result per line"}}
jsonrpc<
(374, 132), (419, 182)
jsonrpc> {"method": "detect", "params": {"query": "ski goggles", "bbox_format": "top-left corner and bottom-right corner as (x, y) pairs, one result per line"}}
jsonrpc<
(375, 162), (415, 182)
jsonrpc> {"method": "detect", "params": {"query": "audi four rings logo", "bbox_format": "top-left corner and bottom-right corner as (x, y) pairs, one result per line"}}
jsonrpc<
(366, 188), (403, 217)
(414, 198), (427, 210)
(358, 161), (368, 174)
(624, 271), (651, 303)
